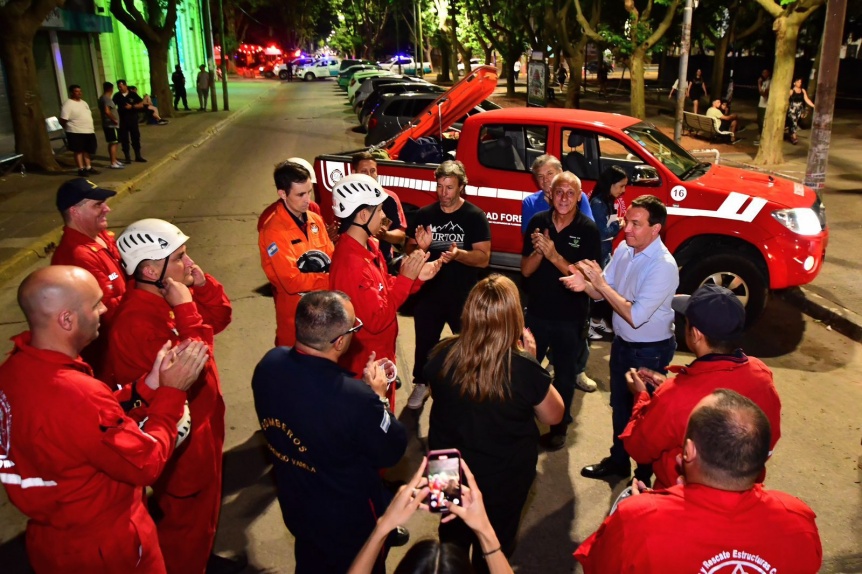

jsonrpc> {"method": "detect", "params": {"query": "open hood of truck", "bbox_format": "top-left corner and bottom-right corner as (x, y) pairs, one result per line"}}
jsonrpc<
(381, 65), (498, 158)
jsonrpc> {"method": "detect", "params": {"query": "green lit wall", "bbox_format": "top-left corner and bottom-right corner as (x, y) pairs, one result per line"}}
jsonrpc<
(96, 0), (208, 93)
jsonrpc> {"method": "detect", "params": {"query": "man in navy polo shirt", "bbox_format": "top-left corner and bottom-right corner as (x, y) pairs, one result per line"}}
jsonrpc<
(251, 291), (408, 574)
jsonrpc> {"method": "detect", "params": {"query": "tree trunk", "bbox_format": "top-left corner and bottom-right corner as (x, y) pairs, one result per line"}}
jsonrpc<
(629, 48), (647, 119)
(0, 33), (61, 171)
(506, 50), (520, 97)
(438, 32), (453, 82)
(564, 39), (587, 109)
(448, 18), (460, 82)
(754, 16), (800, 165)
(145, 42), (174, 119)
(710, 33), (731, 101)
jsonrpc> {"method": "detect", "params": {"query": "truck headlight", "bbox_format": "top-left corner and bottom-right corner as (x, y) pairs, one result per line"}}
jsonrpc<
(771, 208), (822, 236)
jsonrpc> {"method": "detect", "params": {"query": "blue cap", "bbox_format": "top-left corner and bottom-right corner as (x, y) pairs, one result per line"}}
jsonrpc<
(672, 284), (746, 339)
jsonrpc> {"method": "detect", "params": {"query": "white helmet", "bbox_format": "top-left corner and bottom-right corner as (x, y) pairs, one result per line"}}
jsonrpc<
(332, 173), (388, 219)
(117, 218), (189, 274)
(287, 157), (316, 183)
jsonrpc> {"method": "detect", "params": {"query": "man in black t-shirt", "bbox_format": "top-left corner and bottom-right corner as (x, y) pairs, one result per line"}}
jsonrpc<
(522, 171), (601, 451)
(405, 160), (491, 409)
(351, 151), (407, 264)
(112, 79), (146, 163)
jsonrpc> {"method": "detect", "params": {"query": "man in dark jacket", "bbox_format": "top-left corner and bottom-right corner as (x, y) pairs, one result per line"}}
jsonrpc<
(112, 79), (146, 163)
(172, 64), (190, 111)
(252, 290), (408, 574)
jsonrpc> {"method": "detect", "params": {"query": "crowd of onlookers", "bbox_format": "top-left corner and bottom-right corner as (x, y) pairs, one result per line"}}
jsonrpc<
(0, 142), (823, 574)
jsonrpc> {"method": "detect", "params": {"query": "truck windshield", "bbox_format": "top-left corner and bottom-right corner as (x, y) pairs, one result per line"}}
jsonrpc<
(624, 123), (699, 178)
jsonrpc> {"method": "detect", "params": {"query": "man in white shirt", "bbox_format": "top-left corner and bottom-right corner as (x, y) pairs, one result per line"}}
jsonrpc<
(60, 85), (98, 177)
(705, 99), (738, 141)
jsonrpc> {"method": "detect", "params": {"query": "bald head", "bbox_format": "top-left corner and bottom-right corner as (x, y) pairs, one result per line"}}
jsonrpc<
(18, 266), (105, 355)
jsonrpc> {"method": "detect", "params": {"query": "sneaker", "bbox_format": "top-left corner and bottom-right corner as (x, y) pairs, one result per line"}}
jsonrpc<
(77, 168), (87, 176)
(575, 372), (598, 393)
(86, 167), (100, 175)
(110, 162), (125, 169)
(590, 317), (614, 335)
(157, 119), (169, 124)
(135, 157), (147, 163)
(588, 326), (603, 340)
(406, 383), (430, 409)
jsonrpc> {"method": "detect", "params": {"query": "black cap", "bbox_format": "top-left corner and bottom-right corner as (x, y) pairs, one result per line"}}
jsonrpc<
(671, 284), (746, 340)
(56, 178), (117, 213)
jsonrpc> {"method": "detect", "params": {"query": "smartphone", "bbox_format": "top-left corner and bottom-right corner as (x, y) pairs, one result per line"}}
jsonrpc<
(426, 449), (462, 513)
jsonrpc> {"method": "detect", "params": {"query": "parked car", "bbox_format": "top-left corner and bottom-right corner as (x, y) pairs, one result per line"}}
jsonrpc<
(353, 75), (430, 112)
(457, 58), (482, 72)
(359, 82), (445, 127)
(295, 58), (341, 80)
(377, 56), (432, 75)
(273, 57), (315, 79)
(364, 92), (498, 146)
(339, 59), (376, 73)
(314, 66), (828, 324)
(338, 64), (381, 89)
(347, 70), (394, 103)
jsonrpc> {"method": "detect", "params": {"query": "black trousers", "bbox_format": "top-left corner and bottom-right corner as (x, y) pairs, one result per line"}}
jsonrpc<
(412, 291), (465, 382)
(174, 87), (189, 110)
(118, 118), (141, 159)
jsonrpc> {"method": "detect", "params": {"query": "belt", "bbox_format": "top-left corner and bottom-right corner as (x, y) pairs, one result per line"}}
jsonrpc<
(614, 336), (675, 349)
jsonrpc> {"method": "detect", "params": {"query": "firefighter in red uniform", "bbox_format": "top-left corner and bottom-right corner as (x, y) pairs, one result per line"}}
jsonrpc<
(575, 389), (822, 573)
(329, 174), (441, 410)
(258, 160), (334, 347)
(106, 219), (241, 574)
(0, 265), (208, 573)
(51, 178), (125, 377)
(620, 284), (782, 490)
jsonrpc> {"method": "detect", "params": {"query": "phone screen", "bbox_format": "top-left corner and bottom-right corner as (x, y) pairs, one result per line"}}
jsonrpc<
(426, 450), (461, 513)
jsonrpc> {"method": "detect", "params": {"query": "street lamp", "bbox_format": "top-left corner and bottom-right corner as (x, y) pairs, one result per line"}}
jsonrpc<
(674, 0), (697, 143)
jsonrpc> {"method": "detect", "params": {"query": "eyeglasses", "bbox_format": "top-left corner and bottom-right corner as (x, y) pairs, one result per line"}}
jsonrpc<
(330, 316), (363, 343)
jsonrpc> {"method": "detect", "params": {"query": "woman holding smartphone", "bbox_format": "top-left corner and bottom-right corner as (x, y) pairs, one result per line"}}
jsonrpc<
(424, 274), (564, 572)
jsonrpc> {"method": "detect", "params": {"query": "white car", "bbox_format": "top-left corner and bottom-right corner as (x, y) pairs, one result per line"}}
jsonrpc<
(457, 58), (482, 72)
(295, 58), (341, 81)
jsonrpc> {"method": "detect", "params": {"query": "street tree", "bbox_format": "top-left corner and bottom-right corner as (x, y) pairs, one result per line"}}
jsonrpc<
(464, 0), (530, 95)
(110, 0), (180, 120)
(753, 0), (824, 165)
(575, 0), (680, 118)
(0, 0), (65, 171)
(697, 0), (765, 99)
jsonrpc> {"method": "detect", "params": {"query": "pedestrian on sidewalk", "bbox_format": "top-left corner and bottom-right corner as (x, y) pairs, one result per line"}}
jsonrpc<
(172, 64), (191, 110)
(112, 80), (146, 163)
(98, 82), (123, 169)
(686, 69), (708, 115)
(60, 85), (99, 177)
(786, 78), (815, 145)
(756, 69), (771, 145)
(197, 64), (211, 111)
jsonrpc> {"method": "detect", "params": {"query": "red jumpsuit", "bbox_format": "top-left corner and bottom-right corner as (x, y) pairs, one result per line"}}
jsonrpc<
(0, 332), (186, 573)
(51, 226), (126, 377)
(620, 352), (781, 490)
(329, 234), (422, 409)
(258, 201), (334, 347)
(105, 276), (232, 574)
(574, 483), (822, 573)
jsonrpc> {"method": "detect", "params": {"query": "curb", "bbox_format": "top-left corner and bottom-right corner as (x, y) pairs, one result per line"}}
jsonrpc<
(775, 287), (862, 343)
(0, 88), (265, 285)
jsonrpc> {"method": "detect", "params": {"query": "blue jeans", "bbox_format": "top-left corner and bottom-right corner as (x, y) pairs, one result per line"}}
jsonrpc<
(608, 336), (676, 466)
(526, 313), (587, 433)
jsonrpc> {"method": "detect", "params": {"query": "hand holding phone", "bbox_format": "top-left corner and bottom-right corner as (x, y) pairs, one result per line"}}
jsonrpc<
(426, 449), (462, 513)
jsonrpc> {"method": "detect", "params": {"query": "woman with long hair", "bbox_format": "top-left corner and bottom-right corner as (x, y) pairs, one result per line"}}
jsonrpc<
(424, 274), (563, 572)
(588, 166), (627, 339)
(786, 78), (815, 145)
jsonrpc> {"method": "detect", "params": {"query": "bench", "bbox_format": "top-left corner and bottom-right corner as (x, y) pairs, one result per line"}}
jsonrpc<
(0, 153), (24, 176)
(683, 111), (733, 143)
(45, 116), (67, 154)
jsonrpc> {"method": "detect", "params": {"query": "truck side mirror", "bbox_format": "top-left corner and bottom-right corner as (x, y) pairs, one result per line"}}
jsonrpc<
(631, 164), (660, 186)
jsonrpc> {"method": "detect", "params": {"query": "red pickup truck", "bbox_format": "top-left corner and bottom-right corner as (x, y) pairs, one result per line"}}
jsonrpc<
(314, 67), (828, 321)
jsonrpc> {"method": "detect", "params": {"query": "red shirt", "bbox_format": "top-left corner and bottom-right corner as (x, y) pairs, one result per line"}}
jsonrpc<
(0, 332), (185, 572)
(575, 483), (822, 573)
(51, 226), (127, 376)
(105, 276), (232, 494)
(620, 352), (782, 490)
(329, 235), (421, 400)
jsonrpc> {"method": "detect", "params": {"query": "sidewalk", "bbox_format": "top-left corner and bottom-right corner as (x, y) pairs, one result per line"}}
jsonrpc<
(0, 78), (278, 282)
(494, 80), (862, 340)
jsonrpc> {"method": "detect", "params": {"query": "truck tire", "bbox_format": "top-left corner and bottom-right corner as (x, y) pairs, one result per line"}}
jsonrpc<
(678, 254), (768, 327)
(305, 72), (314, 81)
(278, 70), (288, 80)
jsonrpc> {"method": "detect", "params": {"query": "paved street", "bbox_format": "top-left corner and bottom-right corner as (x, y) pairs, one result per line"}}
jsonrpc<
(0, 78), (860, 573)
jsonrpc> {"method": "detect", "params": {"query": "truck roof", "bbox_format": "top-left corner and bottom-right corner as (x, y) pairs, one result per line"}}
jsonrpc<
(474, 107), (640, 130)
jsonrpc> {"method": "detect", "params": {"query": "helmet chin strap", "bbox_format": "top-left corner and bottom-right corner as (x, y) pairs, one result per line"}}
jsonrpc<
(350, 205), (378, 238)
(136, 258), (169, 289)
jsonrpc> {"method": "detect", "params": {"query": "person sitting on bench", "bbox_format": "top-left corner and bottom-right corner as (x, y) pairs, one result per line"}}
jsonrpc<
(705, 99), (737, 141)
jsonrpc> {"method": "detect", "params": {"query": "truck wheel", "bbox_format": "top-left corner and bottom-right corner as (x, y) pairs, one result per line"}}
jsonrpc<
(678, 254), (768, 327)
(279, 70), (288, 80)
(305, 72), (314, 81)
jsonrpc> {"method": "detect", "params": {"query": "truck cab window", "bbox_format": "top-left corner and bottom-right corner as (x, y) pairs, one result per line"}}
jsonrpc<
(597, 135), (649, 182)
(477, 124), (547, 172)
(560, 129), (599, 181)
